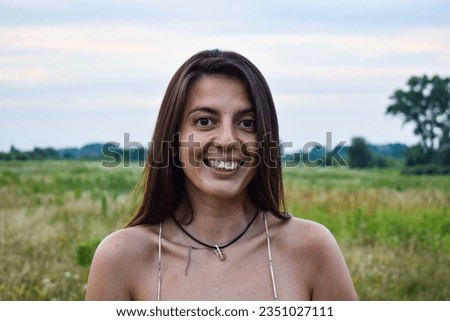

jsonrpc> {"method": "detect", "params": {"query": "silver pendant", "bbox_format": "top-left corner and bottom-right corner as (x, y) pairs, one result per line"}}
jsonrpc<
(213, 245), (226, 261)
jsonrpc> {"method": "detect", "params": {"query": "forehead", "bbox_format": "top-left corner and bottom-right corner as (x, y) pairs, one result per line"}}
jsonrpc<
(184, 75), (252, 112)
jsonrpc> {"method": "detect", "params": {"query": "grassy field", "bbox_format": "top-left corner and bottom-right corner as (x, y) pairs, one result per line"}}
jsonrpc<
(0, 161), (449, 300)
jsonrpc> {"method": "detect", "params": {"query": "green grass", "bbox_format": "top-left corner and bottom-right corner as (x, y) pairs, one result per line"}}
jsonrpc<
(283, 167), (449, 300)
(0, 161), (142, 300)
(0, 161), (448, 300)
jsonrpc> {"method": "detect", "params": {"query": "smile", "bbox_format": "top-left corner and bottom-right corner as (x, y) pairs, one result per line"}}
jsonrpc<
(205, 159), (242, 171)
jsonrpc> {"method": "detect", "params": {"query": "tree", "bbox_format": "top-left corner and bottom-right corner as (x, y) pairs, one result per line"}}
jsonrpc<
(386, 75), (450, 154)
(348, 137), (373, 168)
(405, 144), (432, 166)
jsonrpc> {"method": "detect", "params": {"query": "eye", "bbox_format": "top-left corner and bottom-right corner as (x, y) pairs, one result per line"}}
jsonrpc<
(196, 118), (214, 126)
(240, 119), (255, 129)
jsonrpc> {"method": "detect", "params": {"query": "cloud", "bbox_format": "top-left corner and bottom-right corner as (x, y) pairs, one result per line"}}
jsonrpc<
(1, 22), (448, 87)
(1, 0), (449, 150)
(0, 94), (162, 111)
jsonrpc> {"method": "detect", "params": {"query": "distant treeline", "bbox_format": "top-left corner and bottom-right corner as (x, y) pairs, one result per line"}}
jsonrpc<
(282, 137), (449, 174)
(282, 142), (408, 168)
(1, 141), (407, 164)
(2, 140), (448, 174)
(0, 143), (146, 163)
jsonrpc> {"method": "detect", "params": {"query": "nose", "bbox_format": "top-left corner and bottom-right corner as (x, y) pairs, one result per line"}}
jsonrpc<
(215, 120), (239, 150)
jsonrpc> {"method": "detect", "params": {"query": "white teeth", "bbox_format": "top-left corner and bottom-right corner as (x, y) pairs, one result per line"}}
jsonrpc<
(207, 160), (239, 170)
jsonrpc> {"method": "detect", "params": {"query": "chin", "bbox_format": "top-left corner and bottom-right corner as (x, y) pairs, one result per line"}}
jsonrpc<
(186, 179), (252, 202)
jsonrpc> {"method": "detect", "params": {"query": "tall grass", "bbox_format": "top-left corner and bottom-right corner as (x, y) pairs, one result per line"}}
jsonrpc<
(0, 161), (142, 300)
(0, 162), (448, 300)
(283, 167), (449, 300)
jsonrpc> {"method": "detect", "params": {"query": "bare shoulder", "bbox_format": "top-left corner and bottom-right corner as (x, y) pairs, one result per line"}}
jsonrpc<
(85, 225), (159, 300)
(94, 225), (158, 260)
(270, 215), (337, 252)
(269, 215), (358, 300)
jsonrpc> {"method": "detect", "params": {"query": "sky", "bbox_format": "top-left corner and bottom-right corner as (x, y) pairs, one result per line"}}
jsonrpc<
(1, 0), (449, 152)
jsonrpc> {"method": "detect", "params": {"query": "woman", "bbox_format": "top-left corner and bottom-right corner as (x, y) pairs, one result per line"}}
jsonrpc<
(85, 49), (358, 300)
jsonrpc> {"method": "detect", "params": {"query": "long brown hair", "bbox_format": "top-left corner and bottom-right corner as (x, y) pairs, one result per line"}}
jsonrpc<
(126, 49), (288, 227)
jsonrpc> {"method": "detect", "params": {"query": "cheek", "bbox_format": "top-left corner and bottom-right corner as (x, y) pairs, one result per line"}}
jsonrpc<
(177, 130), (205, 167)
(178, 147), (202, 169)
(239, 142), (260, 168)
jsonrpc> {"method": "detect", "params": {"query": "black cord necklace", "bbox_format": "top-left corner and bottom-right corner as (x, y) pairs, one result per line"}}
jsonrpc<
(172, 210), (259, 261)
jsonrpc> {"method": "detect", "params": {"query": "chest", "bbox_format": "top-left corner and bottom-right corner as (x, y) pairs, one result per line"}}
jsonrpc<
(165, 245), (275, 300)
(132, 239), (311, 300)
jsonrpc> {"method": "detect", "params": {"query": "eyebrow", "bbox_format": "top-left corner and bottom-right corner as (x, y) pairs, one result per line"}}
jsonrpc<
(237, 107), (256, 116)
(188, 106), (219, 116)
(188, 106), (255, 116)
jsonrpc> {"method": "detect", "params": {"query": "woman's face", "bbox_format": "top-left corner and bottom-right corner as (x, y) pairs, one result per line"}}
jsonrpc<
(178, 75), (258, 202)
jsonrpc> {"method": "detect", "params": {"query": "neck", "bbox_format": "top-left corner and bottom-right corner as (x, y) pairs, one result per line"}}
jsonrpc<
(174, 193), (258, 245)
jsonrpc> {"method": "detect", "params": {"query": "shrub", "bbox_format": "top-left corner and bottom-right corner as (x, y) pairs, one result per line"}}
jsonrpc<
(76, 239), (101, 267)
(401, 164), (450, 175)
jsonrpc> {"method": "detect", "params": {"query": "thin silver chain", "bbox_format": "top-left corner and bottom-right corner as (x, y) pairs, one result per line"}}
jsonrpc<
(264, 211), (278, 300)
(157, 221), (162, 301)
